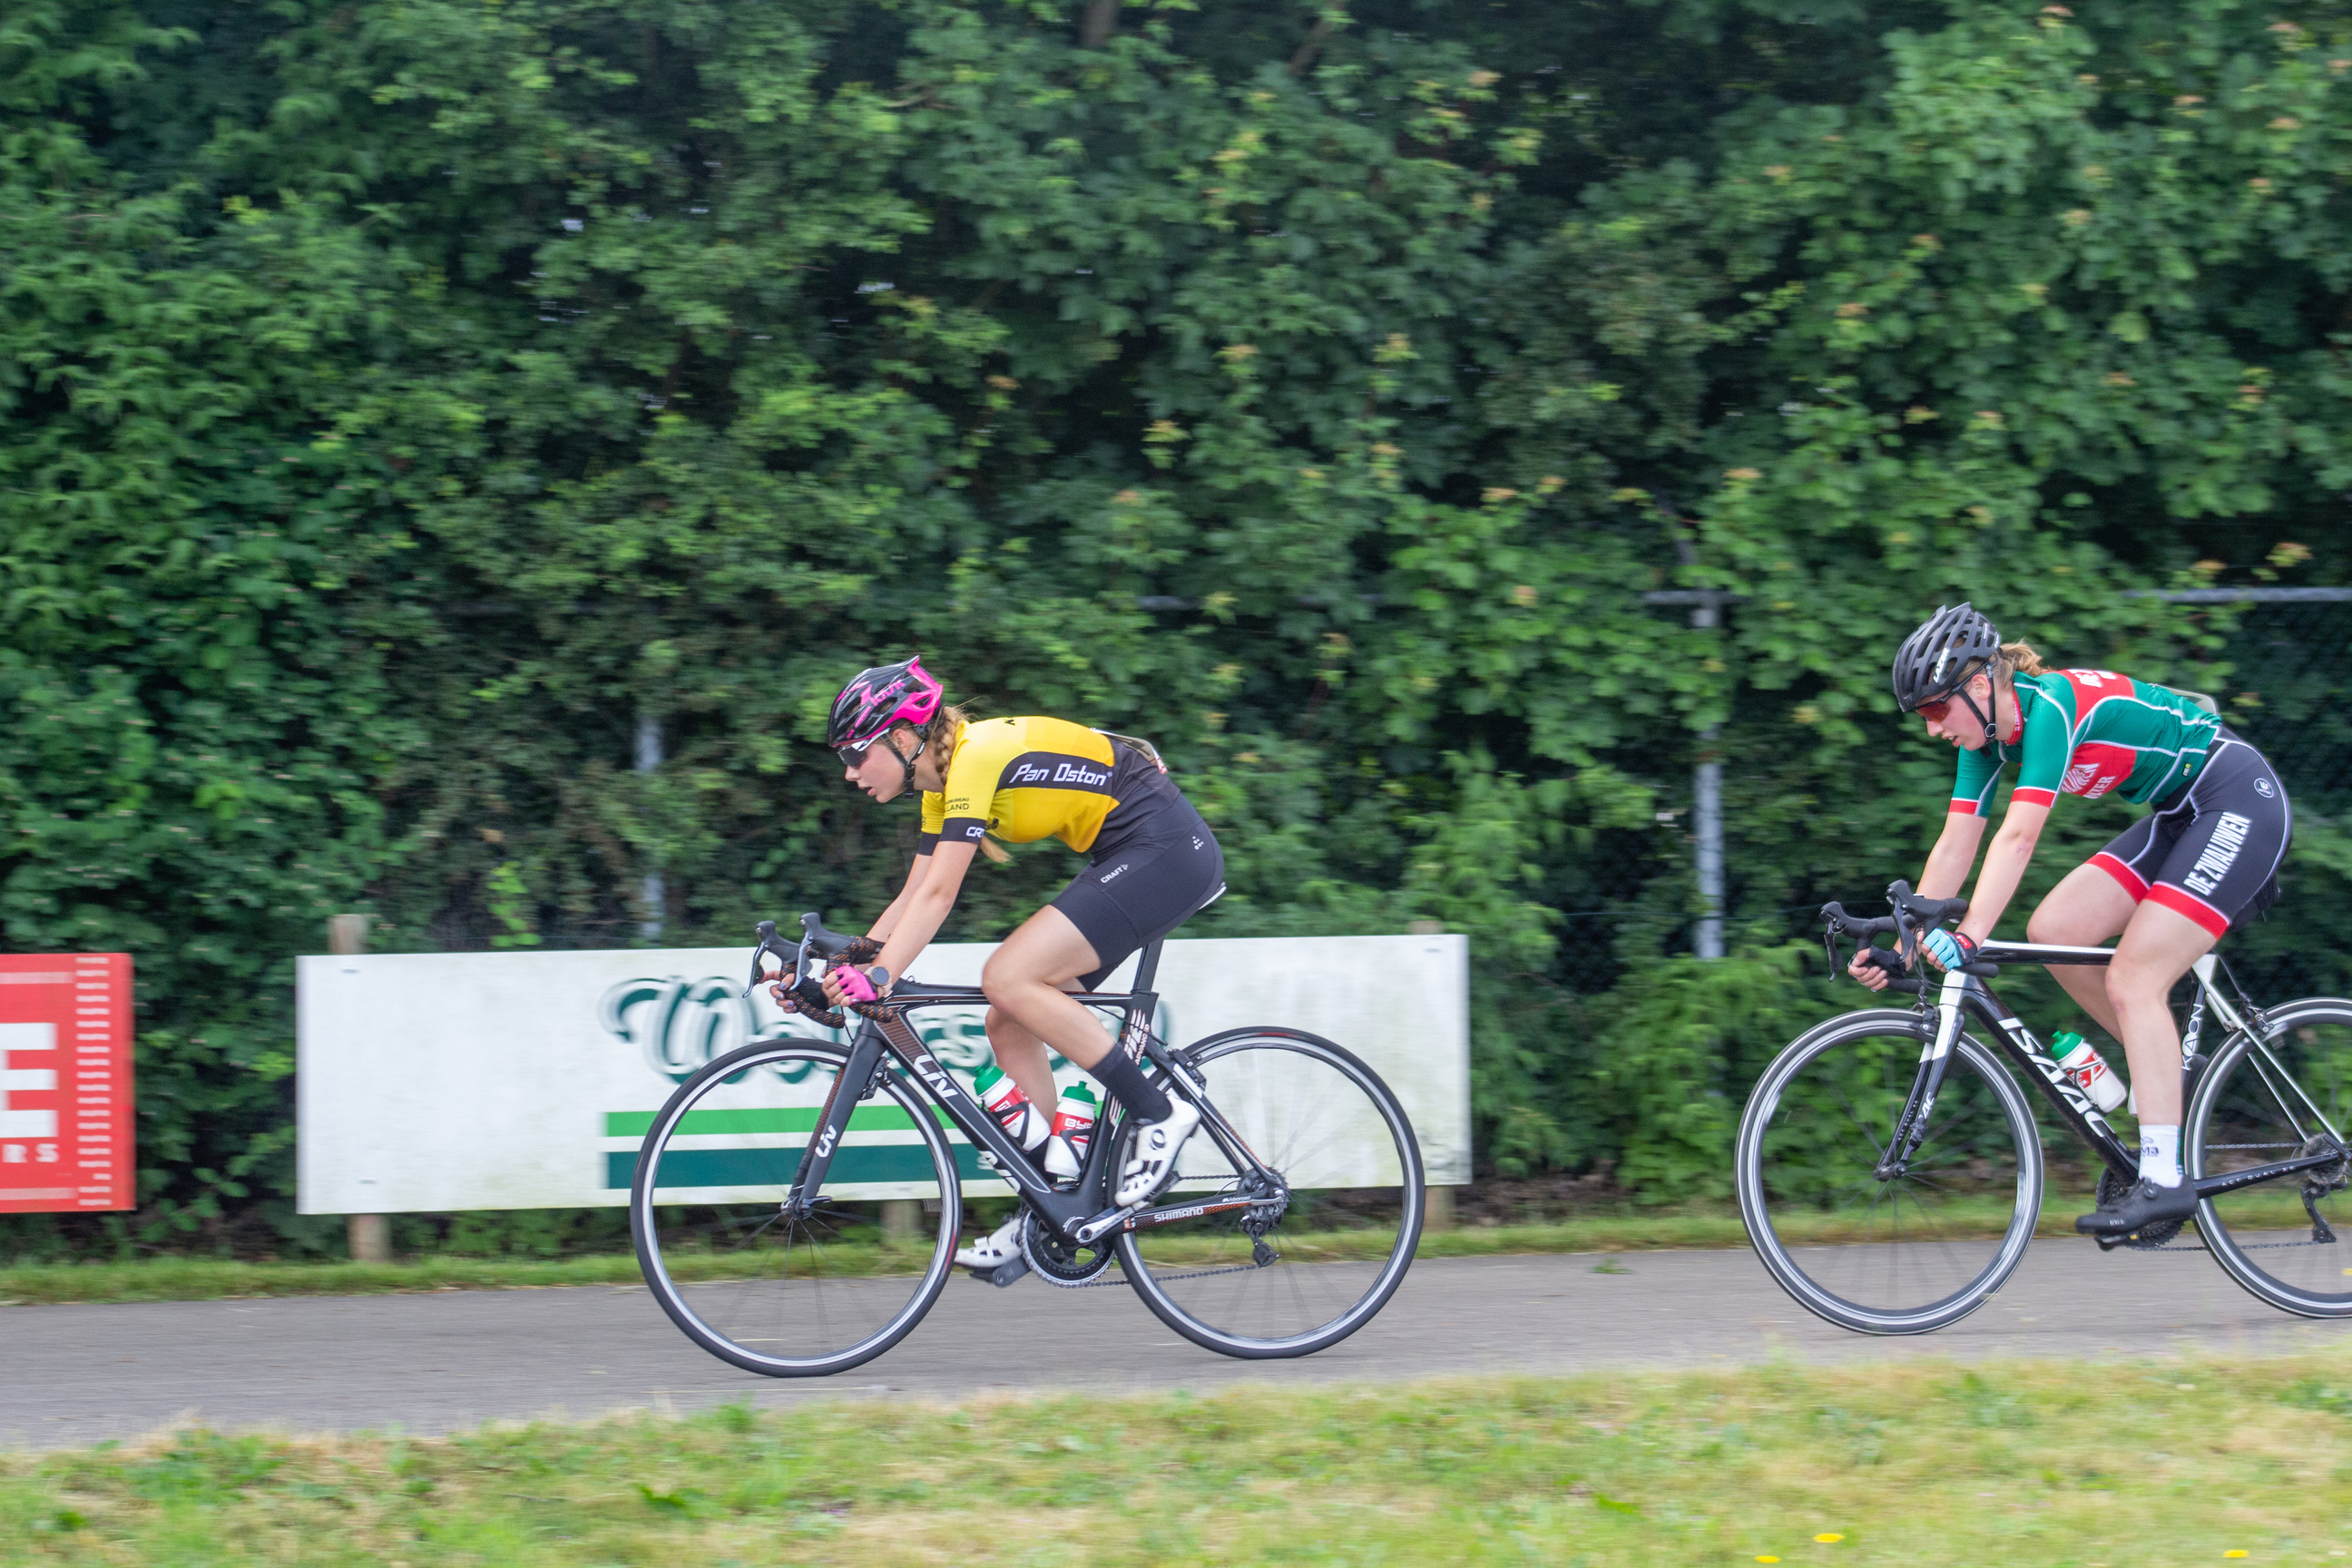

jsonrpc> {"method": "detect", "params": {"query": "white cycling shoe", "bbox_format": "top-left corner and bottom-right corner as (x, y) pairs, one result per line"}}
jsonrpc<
(1116, 1101), (1200, 1207)
(954, 1213), (1024, 1270)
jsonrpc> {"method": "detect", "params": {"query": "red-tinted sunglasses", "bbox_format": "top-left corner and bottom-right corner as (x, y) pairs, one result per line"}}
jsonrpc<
(1915, 695), (1954, 722)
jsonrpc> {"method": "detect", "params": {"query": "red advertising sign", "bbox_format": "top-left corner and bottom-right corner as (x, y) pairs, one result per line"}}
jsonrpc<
(0, 954), (134, 1212)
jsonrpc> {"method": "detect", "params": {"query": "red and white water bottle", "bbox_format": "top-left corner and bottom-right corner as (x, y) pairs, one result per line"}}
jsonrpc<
(2054, 1031), (2128, 1113)
(975, 1065), (1052, 1154)
(1044, 1081), (1100, 1179)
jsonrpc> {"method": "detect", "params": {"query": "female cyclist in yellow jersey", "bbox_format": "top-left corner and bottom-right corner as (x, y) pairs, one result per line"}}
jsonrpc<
(811, 658), (1225, 1268)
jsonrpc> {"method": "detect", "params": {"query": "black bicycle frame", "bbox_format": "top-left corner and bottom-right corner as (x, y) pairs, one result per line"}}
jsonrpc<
(774, 939), (1280, 1244)
(1898, 940), (2347, 1200)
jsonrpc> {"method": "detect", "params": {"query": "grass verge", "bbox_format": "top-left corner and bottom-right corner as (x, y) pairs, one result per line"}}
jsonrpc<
(7, 1356), (2352, 1564)
(0, 1191), (2224, 1307)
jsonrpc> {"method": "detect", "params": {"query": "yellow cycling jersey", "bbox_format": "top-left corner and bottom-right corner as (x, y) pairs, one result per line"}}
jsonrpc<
(918, 715), (1171, 857)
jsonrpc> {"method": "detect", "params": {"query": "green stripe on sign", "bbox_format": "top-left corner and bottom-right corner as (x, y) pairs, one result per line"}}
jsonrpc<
(603, 1104), (951, 1138)
(607, 1142), (995, 1191)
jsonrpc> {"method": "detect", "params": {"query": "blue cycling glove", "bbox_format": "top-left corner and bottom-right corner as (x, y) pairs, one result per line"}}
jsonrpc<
(1922, 928), (1975, 969)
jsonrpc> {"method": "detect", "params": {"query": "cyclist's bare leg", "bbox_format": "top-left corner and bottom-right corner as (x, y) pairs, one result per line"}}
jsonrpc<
(2103, 900), (2216, 1127)
(982, 906), (1115, 1079)
(2025, 861), (2138, 1040)
(984, 990), (1080, 1115)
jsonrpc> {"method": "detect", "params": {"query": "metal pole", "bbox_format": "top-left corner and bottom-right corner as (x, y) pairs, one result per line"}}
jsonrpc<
(636, 714), (666, 942)
(1692, 598), (1725, 960)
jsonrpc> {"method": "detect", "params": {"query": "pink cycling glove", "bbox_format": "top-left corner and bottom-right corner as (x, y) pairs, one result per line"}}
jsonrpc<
(833, 965), (881, 1004)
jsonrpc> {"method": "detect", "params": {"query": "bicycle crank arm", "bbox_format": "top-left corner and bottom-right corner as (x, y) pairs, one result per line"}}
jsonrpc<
(1070, 1203), (1144, 1245)
(2193, 1148), (2348, 1200)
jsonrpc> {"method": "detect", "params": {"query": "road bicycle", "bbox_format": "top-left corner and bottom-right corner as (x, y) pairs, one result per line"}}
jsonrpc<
(628, 913), (1425, 1375)
(1734, 881), (2352, 1334)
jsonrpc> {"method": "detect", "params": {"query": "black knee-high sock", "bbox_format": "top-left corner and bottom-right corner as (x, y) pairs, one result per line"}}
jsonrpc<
(1087, 1049), (1171, 1124)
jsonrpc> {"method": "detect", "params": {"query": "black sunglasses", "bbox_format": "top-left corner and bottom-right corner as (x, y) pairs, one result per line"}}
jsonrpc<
(836, 742), (873, 769)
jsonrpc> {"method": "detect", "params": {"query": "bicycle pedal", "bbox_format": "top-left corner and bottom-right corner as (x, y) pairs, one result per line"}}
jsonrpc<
(983, 1255), (1030, 1289)
(2094, 1230), (2125, 1252)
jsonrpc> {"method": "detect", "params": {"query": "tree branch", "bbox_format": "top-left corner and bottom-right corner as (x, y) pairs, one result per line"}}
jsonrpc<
(1081, 0), (1120, 48)
(1289, 4), (1347, 76)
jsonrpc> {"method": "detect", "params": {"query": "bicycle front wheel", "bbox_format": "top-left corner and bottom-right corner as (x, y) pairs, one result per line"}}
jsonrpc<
(2190, 997), (2352, 1318)
(1736, 1007), (2043, 1335)
(1115, 1028), (1425, 1359)
(630, 1038), (959, 1377)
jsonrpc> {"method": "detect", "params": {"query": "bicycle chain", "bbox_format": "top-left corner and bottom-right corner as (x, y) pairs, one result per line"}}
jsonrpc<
(1063, 1259), (1276, 1288)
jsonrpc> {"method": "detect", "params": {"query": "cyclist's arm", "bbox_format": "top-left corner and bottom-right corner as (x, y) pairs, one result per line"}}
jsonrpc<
(1955, 798), (2048, 946)
(868, 838), (976, 986)
(1916, 810), (1987, 902)
(1950, 683), (2063, 944)
(867, 853), (933, 943)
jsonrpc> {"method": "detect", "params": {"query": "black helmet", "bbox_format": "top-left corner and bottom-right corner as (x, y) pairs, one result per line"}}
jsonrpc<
(1892, 603), (1999, 713)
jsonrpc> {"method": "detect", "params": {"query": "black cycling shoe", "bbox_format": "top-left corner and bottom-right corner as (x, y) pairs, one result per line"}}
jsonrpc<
(2076, 1176), (2199, 1235)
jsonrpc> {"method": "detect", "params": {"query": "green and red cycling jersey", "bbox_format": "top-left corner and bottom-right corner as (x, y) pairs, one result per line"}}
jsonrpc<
(1951, 670), (2221, 818)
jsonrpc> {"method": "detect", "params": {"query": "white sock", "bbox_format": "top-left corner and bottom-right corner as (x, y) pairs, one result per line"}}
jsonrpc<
(2138, 1124), (2182, 1189)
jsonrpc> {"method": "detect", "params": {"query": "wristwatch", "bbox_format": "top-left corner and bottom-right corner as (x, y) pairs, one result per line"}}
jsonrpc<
(866, 965), (892, 994)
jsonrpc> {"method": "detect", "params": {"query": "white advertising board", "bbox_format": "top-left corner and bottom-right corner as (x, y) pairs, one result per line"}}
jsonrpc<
(297, 934), (1468, 1213)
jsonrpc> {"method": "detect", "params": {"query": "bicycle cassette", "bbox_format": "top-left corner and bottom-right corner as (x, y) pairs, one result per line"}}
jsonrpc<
(2092, 1167), (2187, 1251)
(1021, 1210), (1114, 1288)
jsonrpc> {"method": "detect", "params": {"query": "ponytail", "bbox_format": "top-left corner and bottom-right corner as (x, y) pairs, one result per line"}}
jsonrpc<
(1992, 641), (2048, 686)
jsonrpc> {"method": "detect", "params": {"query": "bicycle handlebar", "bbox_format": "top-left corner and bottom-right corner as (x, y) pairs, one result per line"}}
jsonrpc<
(742, 913), (884, 1028)
(1820, 879), (1999, 992)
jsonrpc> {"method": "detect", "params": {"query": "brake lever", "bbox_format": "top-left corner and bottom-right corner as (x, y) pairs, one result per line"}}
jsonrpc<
(742, 919), (794, 1000)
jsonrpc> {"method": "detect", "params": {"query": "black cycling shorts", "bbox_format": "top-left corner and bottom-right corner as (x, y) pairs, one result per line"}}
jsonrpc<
(1051, 796), (1224, 990)
(2091, 730), (2292, 938)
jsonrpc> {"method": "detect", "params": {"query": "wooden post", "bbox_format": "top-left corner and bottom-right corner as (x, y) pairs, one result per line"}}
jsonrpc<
(348, 1212), (390, 1265)
(1424, 1186), (1456, 1232)
(330, 916), (392, 1265)
(880, 1199), (920, 1241)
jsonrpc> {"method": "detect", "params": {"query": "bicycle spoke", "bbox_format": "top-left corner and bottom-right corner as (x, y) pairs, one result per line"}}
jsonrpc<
(1739, 1015), (2039, 1334)
(2191, 1005), (2352, 1318)
(1120, 1030), (1420, 1358)
(633, 1040), (957, 1376)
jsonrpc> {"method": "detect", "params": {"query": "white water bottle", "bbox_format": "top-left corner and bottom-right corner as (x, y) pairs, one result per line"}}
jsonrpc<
(1044, 1082), (1100, 1179)
(975, 1066), (1052, 1155)
(2054, 1031), (2128, 1113)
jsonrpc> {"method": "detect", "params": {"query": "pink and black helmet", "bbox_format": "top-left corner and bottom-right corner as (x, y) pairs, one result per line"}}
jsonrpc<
(827, 656), (945, 754)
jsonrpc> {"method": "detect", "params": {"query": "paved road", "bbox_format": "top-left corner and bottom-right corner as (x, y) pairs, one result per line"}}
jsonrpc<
(5, 1240), (2345, 1449)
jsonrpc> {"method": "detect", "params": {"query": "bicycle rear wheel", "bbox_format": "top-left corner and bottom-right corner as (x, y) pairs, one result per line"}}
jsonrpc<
(1736, 1008), (2043, 1335)
(2190, 998), (2352, 1318)
(1115, 1028), (1424, 1359)
(630, 1038), (959, 1376)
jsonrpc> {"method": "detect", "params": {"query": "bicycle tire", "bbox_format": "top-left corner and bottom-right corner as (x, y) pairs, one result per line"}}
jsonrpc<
(1114, 1027), (1424, 1359)
(631, 1037), (959, 1377)
(1735, 1006), (2043, 1335)
(2189, 997), (2352, 1318)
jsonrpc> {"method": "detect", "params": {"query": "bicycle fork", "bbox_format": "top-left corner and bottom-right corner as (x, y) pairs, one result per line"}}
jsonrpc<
(1879, 974), (1975, 1179)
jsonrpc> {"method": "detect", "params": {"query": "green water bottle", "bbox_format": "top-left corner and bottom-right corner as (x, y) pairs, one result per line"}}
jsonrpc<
(974, 1064), (1051, 1152)
(2053, 1030), (2127, 1113)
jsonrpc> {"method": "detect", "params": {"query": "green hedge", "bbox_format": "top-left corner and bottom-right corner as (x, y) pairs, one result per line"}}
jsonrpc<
(5, 0), (2350, 1254)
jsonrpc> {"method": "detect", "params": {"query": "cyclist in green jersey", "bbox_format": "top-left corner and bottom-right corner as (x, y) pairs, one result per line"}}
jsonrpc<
(1856, 604), (2293, 1236)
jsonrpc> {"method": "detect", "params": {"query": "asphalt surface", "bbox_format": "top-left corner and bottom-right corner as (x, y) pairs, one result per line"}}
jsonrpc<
(6, 1239), (2345, 1450)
